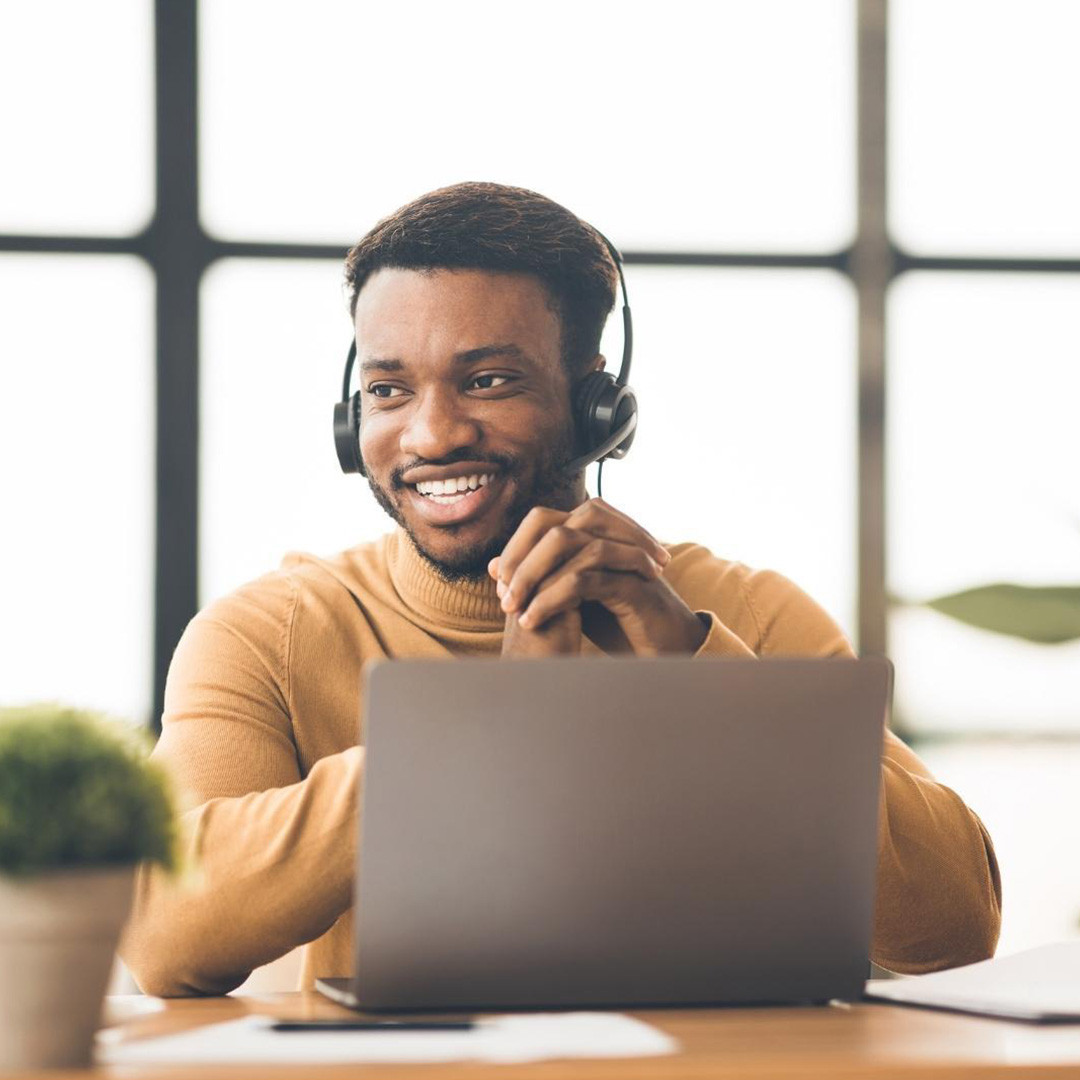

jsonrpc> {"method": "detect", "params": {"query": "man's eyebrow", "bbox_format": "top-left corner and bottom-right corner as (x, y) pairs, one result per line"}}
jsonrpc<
(359, 344), (531, 374)
(359, 357), (404, 374)
(454, 343), (530, 364)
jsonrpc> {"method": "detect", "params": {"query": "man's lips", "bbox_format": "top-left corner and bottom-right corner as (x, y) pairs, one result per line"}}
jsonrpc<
(401, 462), (503, 485)
(402, 472), (506, 527)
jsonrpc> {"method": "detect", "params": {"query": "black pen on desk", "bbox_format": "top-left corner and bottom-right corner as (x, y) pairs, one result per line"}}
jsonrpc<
(269, 1019), (476, 1032)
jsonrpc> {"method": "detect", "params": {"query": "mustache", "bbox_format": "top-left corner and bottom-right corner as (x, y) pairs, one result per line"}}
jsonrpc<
(389, 450), (517, 489)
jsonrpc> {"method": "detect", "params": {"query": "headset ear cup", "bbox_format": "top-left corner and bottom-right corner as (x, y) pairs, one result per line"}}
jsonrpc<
(607, 385), (638, 459)
(573, 371), (637, 464)
(353, 393), (366, 477)
(573, 371), (615, 456)
(333, 392), (365, 476)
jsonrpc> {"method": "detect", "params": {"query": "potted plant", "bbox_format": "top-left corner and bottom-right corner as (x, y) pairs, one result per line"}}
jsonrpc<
(0, 703), (177, 1071)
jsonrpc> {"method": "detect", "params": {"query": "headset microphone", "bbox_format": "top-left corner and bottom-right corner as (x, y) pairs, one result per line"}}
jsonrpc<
(333, 230), (638, 485)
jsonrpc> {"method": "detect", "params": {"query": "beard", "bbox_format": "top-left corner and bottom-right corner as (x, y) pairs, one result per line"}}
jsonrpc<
(364, 428), (581, 584)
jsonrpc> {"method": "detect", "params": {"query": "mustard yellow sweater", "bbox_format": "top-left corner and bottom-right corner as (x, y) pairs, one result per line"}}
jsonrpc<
(120, 529), (1001, 996)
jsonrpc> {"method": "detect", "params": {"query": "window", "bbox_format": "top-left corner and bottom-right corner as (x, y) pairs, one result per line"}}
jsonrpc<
(6, 0), (1080, 965)
(199, 0), (855, 251)
(0, 0), (153, 235)
(890, 0), (1080, 256)
(887, 272), (1080, 735)
(0, 255), (154, 719)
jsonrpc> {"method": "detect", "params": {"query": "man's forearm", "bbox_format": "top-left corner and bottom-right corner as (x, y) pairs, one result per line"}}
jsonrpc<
(120, 746), (363, 996)
(871, 739), (1002, 973)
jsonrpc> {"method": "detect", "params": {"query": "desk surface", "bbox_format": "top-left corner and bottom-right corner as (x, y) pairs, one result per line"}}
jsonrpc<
(73, 992), (1080, 1079)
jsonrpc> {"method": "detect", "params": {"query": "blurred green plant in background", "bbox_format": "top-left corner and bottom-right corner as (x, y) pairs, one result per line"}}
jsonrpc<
(898, 583), (1080, 644)
(0, 703), (178, 878)
(893, 509), (1080, 644)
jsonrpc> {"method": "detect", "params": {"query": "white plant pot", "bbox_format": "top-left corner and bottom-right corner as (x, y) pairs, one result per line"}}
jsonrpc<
(0, 864), (135, 1071)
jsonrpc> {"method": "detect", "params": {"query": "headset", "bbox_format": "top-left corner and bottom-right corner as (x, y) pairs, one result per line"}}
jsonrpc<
(333, 232), (637, 494)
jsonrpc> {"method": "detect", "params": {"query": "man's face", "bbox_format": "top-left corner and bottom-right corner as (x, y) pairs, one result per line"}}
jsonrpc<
(354, 267), (585, 581)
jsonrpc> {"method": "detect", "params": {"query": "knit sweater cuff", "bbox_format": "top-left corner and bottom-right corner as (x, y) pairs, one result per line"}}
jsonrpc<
(692, 610), (757, 659)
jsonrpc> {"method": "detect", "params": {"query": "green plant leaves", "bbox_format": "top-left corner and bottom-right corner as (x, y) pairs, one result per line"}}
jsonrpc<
(0, 704), (178, 878)
(919, 584), (1080, 644)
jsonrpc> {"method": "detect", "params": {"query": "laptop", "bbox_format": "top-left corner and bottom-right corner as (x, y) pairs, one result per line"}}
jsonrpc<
(317, 654), (892, 1011)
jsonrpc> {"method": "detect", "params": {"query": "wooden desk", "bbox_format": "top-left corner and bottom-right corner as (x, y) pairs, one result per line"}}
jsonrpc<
(68, 992), (1080, 1078)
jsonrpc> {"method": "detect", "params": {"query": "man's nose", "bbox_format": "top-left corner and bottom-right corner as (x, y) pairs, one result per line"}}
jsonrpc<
(398, 387), (482, 462)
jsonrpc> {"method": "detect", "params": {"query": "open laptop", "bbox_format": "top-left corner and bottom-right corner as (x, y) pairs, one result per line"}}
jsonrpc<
(317, 654), (892, 1011)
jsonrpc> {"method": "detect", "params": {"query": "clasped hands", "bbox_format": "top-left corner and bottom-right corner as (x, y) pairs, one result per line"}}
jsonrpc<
(488, 498), (708, 658)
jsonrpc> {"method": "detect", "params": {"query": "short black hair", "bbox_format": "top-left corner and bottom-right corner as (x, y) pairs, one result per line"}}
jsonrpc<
(344, 181), (618, 374)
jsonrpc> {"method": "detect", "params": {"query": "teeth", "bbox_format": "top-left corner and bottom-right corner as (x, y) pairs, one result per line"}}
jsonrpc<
(415, 473), (494, 496)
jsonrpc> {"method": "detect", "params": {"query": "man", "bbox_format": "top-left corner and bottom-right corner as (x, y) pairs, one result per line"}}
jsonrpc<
(121, 182), (1001, 996)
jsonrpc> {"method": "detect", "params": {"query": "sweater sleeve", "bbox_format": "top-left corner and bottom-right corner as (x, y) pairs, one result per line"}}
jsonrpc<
(733, 566), (1002, 973)
(118, 572), (362, 997)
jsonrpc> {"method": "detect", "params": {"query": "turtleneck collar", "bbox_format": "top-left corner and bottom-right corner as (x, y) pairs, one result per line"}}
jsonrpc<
(385, 528), (504, 630)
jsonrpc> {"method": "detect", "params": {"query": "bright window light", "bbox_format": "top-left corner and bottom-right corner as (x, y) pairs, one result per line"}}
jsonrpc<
(887, 272), (1080, 732)
(199, 0), (855, 252)
(922, 743), (1080, 956)
(199, 259), (380, 605)
(0, 0), (154, 236)
(890, 0), (1080, 256)
(0, 255), (155, 724)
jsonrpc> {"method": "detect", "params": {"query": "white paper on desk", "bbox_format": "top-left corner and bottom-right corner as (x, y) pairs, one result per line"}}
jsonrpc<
(865, 942), (1080, 1021)
(96, 1011), (678, 1065)
(101, 994), (167, 1025)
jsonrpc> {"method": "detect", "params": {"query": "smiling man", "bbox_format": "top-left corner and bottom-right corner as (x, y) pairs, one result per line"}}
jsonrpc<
(121, 182), (1001, 996)
(355, 265), (582, 580)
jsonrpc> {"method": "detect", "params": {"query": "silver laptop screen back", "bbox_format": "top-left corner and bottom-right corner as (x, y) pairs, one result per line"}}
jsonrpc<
(352, 655), (891, 1010)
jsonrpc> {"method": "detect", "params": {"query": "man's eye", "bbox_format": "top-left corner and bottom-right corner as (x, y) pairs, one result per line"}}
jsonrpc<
(367, 384), (405, 399)
(471, 374), (511, 390)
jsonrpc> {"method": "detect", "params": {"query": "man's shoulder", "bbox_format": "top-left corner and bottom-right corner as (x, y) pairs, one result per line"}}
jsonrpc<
(660, 541), (850, 657)
(279, 533), (392, 594)
(661, 540), (758, 594)
(662, 540), (813, 599)
(659, 541), (760, 645)
(195, 533), (394, 631)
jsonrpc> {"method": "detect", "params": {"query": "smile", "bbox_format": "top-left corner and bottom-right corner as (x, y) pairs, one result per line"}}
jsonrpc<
(405, 472), (503, 526)
(413, 472), (495, 504)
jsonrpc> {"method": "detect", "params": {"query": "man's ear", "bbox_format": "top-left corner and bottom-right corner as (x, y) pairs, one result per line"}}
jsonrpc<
(588, 354), (607, 376)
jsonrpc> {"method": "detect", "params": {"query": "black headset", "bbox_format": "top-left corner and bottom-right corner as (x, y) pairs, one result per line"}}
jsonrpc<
(333, 233), (637, 486)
